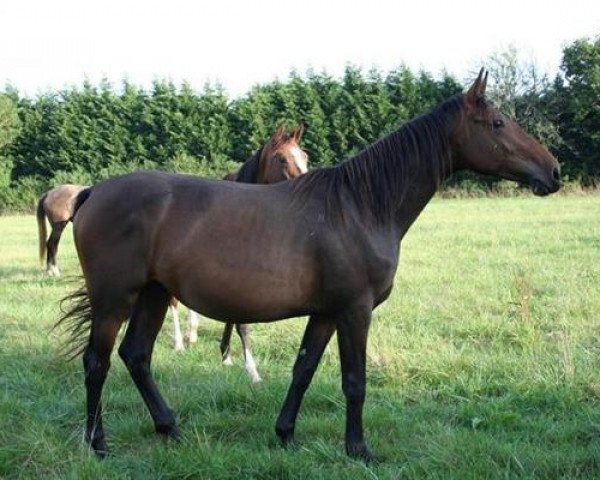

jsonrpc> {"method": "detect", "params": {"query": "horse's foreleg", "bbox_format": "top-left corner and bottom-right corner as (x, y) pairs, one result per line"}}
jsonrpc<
(336, 307), (374, 462)
(275, 316), (335, 447)
(236, 323), (261, 383)
(170, 304), (184, 351)
(118, 282), (179, 440)
(46, 221), (67, 276)
(186, 309), (199, 344)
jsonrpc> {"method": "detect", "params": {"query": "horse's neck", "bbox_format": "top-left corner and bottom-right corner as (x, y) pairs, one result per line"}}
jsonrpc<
(392, 126), (455, 238)
(234, 156), (257, 183)
(237, 149), (262, 184)
(384, 147), (454, 239)
(349, 147), (451, 240)
(393, 167), (441, 238)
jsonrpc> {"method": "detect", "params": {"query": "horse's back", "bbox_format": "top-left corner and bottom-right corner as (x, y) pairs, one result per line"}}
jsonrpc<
(73, 170), (320, 321)
(73, 170), (286, 267)
(43, 184), (88, 222)
(74, 171), (195, 250)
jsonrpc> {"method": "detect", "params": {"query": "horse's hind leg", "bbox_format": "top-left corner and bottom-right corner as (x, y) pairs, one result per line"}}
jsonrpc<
(46, 220), (67, 276)
(275, 316), (335, 447)
(118, 281), (179, 440)
(220, 323), (234, 365)
(236, 324), (261, 383)
(84, 300), (133, 456)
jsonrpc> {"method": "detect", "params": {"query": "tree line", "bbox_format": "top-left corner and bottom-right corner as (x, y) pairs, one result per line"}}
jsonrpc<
(0, 36), (598, 212)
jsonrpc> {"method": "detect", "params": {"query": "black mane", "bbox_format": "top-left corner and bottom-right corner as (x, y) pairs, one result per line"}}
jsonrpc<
(235, 147), (264, 183)
(291, 94), (465, 223)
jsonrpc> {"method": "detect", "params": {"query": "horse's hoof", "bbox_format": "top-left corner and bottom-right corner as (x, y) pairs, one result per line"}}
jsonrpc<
(346, 443), (379, 464)
(275, 429), (296, 449)
(91, 438), (109, 459)
(247, 370), (262, 384)
(47, 266), (60, 277)
(94, 448), (109, 459)
(222, 356), (233, 366)
(156, 424), (181, 442)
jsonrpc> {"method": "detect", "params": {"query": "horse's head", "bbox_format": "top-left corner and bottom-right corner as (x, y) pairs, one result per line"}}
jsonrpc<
(258, 123), (309, 183)
(452, 69), (560, 196)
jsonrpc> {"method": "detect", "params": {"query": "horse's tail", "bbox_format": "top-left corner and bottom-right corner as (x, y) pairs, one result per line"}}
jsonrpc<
(54, 281), (92, 360)
(37, 192), (48, 264)
(70, 187), (92, 221)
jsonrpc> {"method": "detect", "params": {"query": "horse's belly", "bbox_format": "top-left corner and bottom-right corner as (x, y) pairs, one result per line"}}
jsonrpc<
(177, 279), (310, 322)
(153, 207), (320, 321)
(160, 256), (317, 323)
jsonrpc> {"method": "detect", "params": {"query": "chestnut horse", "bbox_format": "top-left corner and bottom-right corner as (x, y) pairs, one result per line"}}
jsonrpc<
(170, 124), (308, 385)
(37, 184), (89, 276)
(57, 71), (560, 461)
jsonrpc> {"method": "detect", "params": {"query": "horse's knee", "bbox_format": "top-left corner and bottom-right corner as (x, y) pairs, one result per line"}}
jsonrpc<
(118, 345), (147, 373)
(290, 363), (314, 391)
(342, 377), (366, 404)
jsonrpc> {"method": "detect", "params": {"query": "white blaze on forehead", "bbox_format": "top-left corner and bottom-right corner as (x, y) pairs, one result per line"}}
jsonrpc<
(289, 146), (308, 174)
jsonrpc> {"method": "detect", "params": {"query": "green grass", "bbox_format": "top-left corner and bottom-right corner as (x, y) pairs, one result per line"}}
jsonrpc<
(1, 195), (599, 479)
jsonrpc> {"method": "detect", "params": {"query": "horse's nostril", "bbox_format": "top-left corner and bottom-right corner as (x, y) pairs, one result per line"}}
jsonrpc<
(552, 167), (560, 181)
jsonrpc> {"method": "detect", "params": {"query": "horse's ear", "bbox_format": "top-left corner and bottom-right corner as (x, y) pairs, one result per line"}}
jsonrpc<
(271, 123), (285, 143)
(292, 122), (305, 142)
(466, 68), (486, 107)
(481, 70), (488, 96)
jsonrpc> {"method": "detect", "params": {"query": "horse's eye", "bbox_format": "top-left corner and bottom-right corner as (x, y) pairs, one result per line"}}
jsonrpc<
(493, 119), (504, 129)
(278, 157), (287, 164)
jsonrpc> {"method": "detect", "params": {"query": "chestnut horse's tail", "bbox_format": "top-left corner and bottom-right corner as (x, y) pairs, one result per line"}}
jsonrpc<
(54, 282), (92, 360)
(36, 192), (48, 264)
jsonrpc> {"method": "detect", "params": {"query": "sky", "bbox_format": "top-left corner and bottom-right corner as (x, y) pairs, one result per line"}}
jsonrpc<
(1, 0), (599, 98)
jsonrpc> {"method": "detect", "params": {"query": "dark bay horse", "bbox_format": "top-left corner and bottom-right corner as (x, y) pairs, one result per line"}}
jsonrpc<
(57, 71), (560, 461)
(37, 184), (88, 276)
(170, 123), (308, 385)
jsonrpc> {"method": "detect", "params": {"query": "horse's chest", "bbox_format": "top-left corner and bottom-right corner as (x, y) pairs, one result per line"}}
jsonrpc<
(367, 253), (398, 299)
(318, 236), (399, 306)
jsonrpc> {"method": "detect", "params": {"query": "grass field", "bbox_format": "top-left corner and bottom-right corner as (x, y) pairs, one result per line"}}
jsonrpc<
(1, 195), (599, 479)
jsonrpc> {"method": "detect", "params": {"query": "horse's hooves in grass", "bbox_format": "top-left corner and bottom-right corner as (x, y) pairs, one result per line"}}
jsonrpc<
(94, 448), (110, 459)
(156, 424), (181, 442)
(346, 443), (380, 464)
(46, 265), (60, 277)
(91, 438), (109, 459)
(276, 432), (296, 450)
(222, 356), (234, 366)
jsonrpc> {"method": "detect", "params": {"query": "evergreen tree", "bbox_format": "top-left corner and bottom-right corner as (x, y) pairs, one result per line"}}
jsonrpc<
(553, 36), (600, 183)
